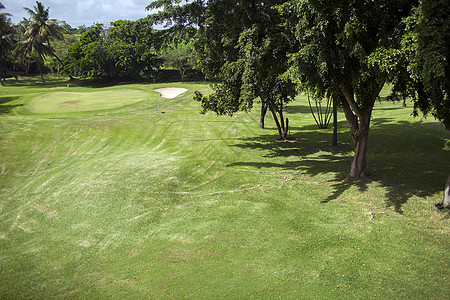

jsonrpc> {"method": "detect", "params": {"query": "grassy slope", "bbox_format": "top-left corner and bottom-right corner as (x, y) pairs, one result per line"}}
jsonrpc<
(0, 76), (449, 299)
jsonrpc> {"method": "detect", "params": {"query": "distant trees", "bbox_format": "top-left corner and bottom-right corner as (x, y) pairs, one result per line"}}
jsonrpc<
(1, 1), (199, 82)
(0, 2), (14, 85)
(62, 20), (162, 80)
(159, 40), (195, 82)
(14, 1), (64, 82)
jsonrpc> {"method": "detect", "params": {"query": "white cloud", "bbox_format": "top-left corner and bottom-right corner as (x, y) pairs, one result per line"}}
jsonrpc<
(2, 0), (155, 27)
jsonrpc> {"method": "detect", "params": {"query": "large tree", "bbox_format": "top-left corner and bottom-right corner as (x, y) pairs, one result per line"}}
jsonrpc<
(148, 0), (296, 139)
(14, 1), (63, 82)
(387, 0), (450, 128)
(194, 1), (296, 139)
(280, 0), (419, 177)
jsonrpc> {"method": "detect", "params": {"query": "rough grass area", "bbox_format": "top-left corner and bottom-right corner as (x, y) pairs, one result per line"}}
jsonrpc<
(0, 76), (449, 299)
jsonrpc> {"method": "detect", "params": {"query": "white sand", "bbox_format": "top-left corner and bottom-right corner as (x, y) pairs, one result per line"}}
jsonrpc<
(154, 87), (188, 99)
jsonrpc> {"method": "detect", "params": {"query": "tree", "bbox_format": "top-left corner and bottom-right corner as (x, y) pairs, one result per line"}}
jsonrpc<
(14, 1), (63, 82)
(0, 2), (15, 85)
(44, 33), (78, 76)
(62, 24), (108, 78)
(148, 0), (296, 139)
(442, 175), (450, 207)
(280, 0), (419, 177)
(62, 20), (161, 80)
(108, 19), (161, 79)
(387, 0), (450, 128)
(146, 0), (207, 29)
(160, 41), (195, 82)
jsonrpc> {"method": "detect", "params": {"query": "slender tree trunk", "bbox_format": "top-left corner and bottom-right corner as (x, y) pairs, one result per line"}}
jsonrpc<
(269, 105), (287, 140)
(260, 101), (268, 129)
(180, 69), (185, 82)
(38, 63), (45, 83)
(332, 96), (338, 146)
(0, 69), (5, 86)
(442, 175), (450, 207)
(340, 96), (359, 149)
(25, 62), (30, 76)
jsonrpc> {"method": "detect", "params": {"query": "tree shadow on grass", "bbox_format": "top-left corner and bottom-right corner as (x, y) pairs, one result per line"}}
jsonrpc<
(285, 105), (316, 114)
(3, 76), (120, 89)
(2, 76), (72, 89)
(0, 96), (22, 114)
(228, 118), (450, 213)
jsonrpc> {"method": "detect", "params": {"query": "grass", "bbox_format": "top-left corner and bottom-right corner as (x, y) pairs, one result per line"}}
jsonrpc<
(0, 76), (449, 299)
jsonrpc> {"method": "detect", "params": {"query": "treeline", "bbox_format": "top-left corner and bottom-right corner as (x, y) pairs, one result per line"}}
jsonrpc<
(0, 1), (199, 83)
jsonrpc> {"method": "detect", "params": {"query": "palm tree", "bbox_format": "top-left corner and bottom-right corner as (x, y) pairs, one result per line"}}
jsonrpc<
(0, 2), (15, 85)
(15, 1), (63, 82)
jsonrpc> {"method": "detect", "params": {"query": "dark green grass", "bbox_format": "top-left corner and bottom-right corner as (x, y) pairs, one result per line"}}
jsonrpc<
(0, 76), (449, 299)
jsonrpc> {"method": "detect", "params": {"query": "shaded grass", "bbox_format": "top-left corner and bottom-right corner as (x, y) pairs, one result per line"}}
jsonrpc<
(0, 77), (449, 299)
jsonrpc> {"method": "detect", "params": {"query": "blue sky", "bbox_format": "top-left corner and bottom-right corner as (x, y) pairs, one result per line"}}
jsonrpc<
(2, 0), (158, 27)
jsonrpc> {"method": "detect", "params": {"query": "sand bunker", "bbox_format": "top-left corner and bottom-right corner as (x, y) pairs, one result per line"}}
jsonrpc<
(154, 87), (188, 99)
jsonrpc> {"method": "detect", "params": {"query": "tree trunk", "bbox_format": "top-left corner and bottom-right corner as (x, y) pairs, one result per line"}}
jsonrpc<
(338, 81), (383, 178)
(38, 64), (45, 83)
(180, 69), (185, 82)
(286, 118), (289, 134)
(0, 70), (5, 86)
(340, 96), (359, 149)
(332, 96), (338, 146)
(269, 106), (287, 140)
(262, 93), (288, 140)
(340, 87), (374, 178)
(442, 175), (450, 207)
(25, 62), (30, 76)
(260, 101), (268, 129)
(349, 115), (370, 178)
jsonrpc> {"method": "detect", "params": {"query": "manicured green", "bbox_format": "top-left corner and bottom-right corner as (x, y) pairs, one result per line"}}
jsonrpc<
(0, 76), (449, 299)
(29, 90), (149, 114)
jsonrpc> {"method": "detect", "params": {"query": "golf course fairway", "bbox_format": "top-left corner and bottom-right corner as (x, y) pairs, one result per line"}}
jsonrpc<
(0, 77), (448, 299)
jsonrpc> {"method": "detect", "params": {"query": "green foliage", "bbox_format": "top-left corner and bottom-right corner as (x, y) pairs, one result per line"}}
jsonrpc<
(389, 0), (450, 128)
(62, 20), (161, 79)
(43, 34), (79, 75)
(172, 0), (297, 139)
(160, 40), (196, 81)
(13, 1), (64, 82)
(0, 3), (15, 82)
(279, 0), (419, 177)
(146, 0), (207, 29)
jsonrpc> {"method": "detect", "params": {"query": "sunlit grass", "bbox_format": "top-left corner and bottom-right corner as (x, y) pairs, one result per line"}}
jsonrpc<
(0, 76), (449, 299)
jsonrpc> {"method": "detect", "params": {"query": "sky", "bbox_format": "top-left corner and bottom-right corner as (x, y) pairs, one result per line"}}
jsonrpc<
(2, 0), (158, 27)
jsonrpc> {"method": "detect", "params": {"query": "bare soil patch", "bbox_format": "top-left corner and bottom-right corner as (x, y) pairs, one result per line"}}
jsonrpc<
(61, 100), (82, 106)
